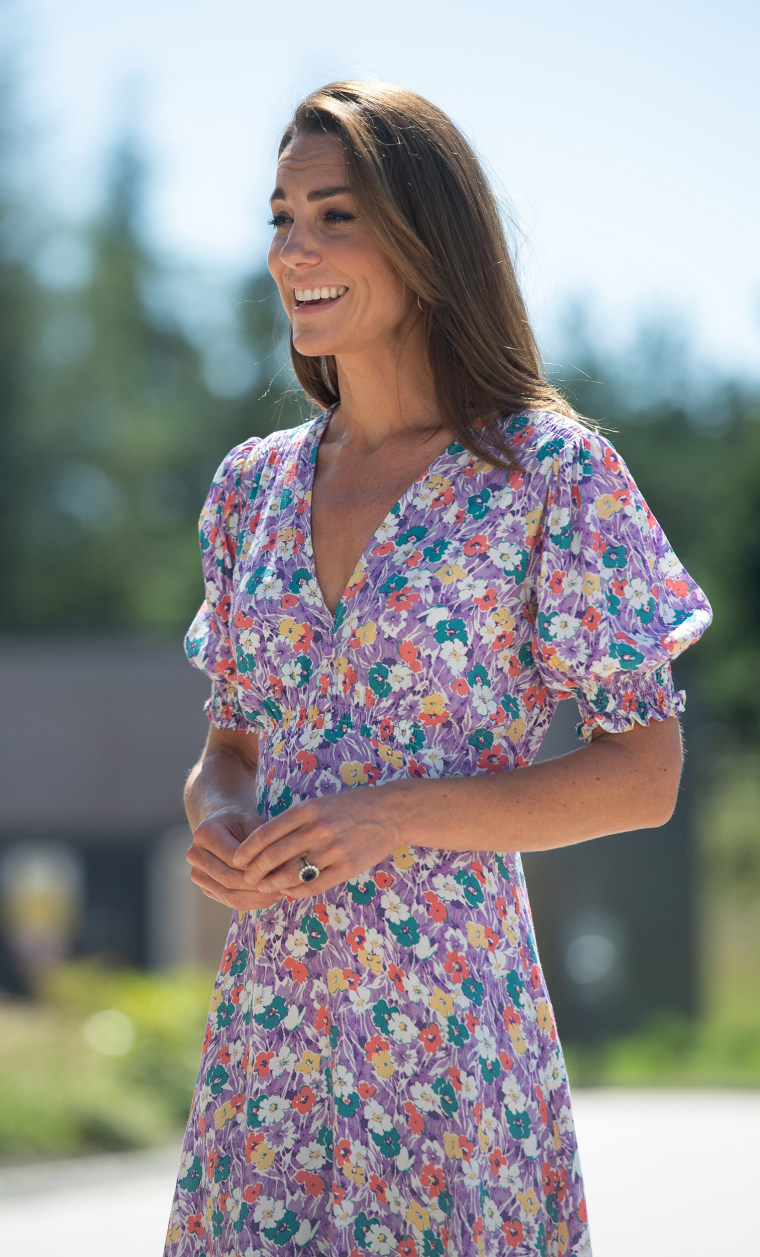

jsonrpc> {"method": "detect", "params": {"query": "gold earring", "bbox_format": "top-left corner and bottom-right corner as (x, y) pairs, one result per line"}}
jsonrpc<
(417, 295), (424, 311)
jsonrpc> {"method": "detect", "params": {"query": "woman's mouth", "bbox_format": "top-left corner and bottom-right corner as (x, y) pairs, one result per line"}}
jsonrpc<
(293, 285), (348, 310)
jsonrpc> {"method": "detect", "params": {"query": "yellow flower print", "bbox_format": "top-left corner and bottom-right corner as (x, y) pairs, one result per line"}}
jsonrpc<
(371, 1049), (395, 1079)
(334, 655), (350, 675)
(344, 1160), (365, 1186)
(272, 739), (285, 756)
(517, 1188), (541, 1217)
(392, 845), (416, 870)
(557, 1221), (570, 1253)
(508, 1024), (528, 1055)
(478, 1125), (492, 1153)
(357, 946), (383, 975)
(582, 572), (602, 597)
(406, 1202), (431, 1233)
(553, 1120), (562, 1151)
(255, 929), (266, 959)
(424, 990), (452, 1020)
(214, 1100), (237, 1129)
(278, 616), (307, 646)
(443, 1131), (463, 1159)
(250, 1140), (276, 1171)
(506, 717), (526, 744)
(345, 561), (366, 593)
(524, 507), (542, 538)
(420, 693), (447, 717)
(210, 987), (223, 1012)
(595, 493), (622, 519)
(166, 1219), (182, 1244)
(340, 762), (369, 787)
(501, 915), (518, 947)
(328, 968), (349, 993)
(377, 743), (404, 768)
(295, 1050), (321, 1075)
(536, 1000), (554, 1034)
(491, 607), (515, 630)
(429, 987), (454, 1018)
(436, 562), (467, 584)
(351, 621), (377, 647)
(466, 921), (490, 949)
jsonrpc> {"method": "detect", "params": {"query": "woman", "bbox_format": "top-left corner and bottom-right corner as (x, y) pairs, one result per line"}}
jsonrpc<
(165, 81), (712, 1257)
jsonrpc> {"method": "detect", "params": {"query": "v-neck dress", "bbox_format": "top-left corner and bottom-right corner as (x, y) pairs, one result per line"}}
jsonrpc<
(165, 406), (712, 1257)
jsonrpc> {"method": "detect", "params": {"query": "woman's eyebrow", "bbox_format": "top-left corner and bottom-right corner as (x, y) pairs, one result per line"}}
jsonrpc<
(269, 184), (353, 203)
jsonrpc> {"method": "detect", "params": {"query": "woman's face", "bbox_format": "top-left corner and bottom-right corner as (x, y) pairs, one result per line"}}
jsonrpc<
(267, 132), (417, 361)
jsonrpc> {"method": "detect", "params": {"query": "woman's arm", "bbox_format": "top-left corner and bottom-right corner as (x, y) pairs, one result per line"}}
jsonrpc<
(184, 725), (283, 912)
(390, 712), (683, 853)
(229, 714), (684, 896)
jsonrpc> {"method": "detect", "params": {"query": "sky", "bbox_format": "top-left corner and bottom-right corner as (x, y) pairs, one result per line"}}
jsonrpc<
(7, 0), (760, 380)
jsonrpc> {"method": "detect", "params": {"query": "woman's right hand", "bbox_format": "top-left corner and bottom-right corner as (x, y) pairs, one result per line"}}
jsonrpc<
(187, 806), (283, 912)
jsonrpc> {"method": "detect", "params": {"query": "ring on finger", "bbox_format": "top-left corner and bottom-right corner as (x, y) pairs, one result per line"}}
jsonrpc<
(298, 854), (320, 884)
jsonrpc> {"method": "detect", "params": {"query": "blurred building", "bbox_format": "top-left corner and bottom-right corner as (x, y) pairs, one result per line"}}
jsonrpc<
(0, 636), (701, 1043)
(0, 637), (231, 992)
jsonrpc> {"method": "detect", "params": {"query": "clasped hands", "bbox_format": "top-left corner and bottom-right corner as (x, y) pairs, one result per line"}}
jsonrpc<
(186, 783), (408, 913)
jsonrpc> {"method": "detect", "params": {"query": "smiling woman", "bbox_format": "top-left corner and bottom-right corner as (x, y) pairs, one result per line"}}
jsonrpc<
(164, 80), (712, 1257)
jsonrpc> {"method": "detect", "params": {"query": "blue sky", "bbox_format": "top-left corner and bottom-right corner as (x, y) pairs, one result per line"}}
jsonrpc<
(10, 0), (760, 379)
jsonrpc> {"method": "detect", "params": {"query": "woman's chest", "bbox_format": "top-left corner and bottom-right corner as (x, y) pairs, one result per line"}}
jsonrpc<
(229, 445), (550, 725)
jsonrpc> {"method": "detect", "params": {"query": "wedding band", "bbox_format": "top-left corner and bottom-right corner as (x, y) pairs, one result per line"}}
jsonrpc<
(299, 854), (320, 884)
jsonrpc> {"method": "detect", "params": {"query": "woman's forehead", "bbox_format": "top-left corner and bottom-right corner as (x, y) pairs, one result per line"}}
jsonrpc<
(275, 133), (346, 184)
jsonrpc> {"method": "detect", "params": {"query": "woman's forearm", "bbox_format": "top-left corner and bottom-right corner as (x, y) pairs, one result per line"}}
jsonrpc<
(184, 740), (259, 832)
(385, 716), (683, 854)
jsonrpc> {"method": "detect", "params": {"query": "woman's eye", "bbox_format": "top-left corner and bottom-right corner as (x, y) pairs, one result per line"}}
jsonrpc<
(324, 210), (354, 224)
(267, 213), (291, 229)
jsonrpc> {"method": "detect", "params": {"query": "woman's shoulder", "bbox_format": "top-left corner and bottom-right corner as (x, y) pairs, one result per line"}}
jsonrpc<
(499, 406), (601, 459)
(209, 410), (327, 495)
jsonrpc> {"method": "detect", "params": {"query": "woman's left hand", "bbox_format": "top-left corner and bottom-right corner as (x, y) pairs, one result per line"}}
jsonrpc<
(228, 782), (407, 898)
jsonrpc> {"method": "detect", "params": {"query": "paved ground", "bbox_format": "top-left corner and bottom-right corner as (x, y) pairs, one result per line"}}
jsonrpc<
(1, 1089), (757, 1255)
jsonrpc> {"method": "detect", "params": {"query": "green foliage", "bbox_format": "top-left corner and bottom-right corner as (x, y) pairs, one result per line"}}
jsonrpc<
(0, 960), (214, 1161)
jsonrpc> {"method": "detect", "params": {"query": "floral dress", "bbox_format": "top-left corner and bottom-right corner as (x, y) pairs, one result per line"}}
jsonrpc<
(165, 406), (712, 1257)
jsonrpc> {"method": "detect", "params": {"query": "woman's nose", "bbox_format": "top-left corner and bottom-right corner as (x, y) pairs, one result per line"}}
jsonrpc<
(278, 219), (321, 266)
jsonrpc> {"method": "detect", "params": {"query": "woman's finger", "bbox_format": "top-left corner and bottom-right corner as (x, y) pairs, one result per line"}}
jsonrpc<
(251, 850), (336, 896)
(230, 800), (318, 869)
(242, 825), (321, 885)
(187, 844), (252, 889)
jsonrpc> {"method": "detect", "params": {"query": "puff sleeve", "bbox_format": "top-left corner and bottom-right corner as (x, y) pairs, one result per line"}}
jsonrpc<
(184, 437), (262, 730)
(532, 425), (713, 743)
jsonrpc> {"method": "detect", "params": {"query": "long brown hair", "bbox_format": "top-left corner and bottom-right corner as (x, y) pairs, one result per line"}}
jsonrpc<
(278, 79), (594, 470)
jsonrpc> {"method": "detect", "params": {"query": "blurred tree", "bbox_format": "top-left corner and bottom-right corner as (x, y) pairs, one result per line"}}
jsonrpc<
(4, 130), (300, 634)
(0, 43), (41, 621)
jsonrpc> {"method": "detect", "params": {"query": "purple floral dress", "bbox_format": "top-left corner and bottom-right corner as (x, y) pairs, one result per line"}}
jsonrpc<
(165, 407), (712, 1257)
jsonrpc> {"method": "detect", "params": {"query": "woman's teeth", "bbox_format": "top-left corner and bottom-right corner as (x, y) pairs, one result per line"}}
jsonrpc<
(294, 285), (347, 302)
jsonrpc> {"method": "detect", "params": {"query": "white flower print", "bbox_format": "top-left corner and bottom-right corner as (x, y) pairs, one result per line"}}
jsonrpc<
(295, 1140), (327, 1170)
(366, 1223), (396, 1255)
(410, 1081), (443, 1113)
(498, 1161), (523, 1192)
(388, 663), (414, 691)
(387, 1011), (418, 1043)
(253, 1195), (285, 1226)
(439, 639), (469, 674)
(284, 929), (309, 959)
(334, 1200), (355, 1227)
(347, 985), (374, 1012)
(483, 1199), (501, 1233)
(380, 891), (411, 922)
(432, 872), (464, 902)
(502, 1082), (528, 1114)
(364, 1099), (393, 1134)
(258, 1095), (289, 1124)
(546, 610), (581, 641)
